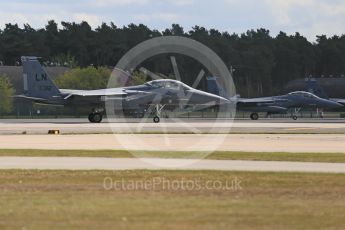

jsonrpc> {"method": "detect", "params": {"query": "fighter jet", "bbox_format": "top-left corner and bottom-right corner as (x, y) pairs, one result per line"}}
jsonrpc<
(15, 56), (229, 123)
(207, 76), (342, 120)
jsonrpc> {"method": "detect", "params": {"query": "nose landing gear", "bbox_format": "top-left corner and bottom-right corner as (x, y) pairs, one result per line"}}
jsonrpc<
(153, 116), (160, 123)
(152, 104), (165, 123)
(291, 107), (302, 121)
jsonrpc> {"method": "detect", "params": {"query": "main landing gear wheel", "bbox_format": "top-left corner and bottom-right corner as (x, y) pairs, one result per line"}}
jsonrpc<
(292, 115), (298, 121)
(153, 116), (160, 123)
(88, 114), (95, 123)
(88, 113), (103, 123)
(250, 113), (259, 121)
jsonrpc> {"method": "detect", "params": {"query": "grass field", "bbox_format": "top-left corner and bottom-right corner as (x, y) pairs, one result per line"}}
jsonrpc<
(1, 149), (345, 163)
(0, 170), (345, 229)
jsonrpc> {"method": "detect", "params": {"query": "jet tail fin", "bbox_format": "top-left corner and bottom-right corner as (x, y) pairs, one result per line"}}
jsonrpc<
(21, 56), (61, 100)
(305, 78), (329, 99)
(206, 76), (230, 99)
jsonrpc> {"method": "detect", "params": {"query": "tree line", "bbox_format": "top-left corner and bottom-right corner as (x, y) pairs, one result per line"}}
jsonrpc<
(1, 21), (345, 98)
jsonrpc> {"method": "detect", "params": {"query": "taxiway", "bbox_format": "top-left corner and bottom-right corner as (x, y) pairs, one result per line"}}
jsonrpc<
(1, 118), (345, 134)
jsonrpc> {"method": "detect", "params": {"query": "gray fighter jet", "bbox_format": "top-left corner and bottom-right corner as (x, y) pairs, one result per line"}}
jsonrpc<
(15, 56), (229, 123)
(207, 76), (342, 120)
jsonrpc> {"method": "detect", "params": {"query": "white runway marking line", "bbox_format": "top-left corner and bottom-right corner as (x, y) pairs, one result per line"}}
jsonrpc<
(1, 157), (345, 173)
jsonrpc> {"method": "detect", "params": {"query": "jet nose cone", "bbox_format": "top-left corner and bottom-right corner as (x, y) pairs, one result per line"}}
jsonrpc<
(219, 97), (230, 104)
(189, 89), (229, 105)
(208, 93), (229, 104)
(324, 100), (343, 109)
(332, 101), (343, 109)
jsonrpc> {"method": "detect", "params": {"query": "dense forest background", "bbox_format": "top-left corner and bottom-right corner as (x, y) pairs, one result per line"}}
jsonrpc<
(1, 20), (345, 98)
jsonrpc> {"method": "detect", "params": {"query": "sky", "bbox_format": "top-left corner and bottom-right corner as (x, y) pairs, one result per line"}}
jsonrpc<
(0, 0), (344, 41)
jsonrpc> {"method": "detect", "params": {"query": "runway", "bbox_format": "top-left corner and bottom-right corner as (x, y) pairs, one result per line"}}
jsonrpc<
(1, 157), (345, 173)
(1, 134), (345, 153)
(2, 119), (345, 173)
(1, 118), (345, 134)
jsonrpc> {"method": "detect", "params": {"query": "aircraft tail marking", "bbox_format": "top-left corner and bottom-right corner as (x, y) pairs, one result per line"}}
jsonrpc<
(21, 56), (61, 100)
